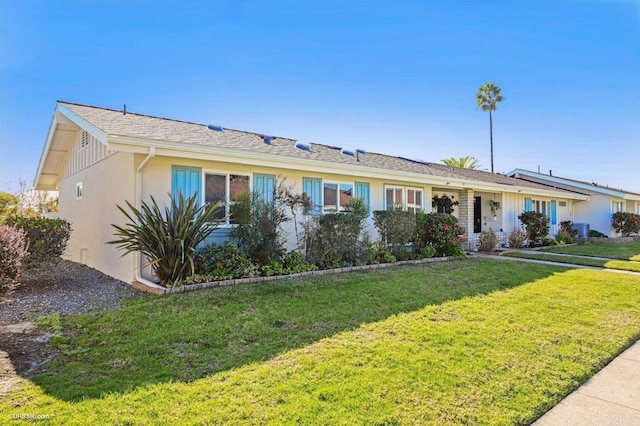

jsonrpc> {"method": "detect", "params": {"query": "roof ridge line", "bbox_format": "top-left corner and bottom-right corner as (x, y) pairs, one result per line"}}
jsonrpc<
(56, 100), (297, 142)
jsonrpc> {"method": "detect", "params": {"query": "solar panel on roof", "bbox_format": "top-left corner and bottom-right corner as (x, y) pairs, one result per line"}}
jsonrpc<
(398, 156), (428, 165)
(327, 145), (341, 150)
(342, 149), (355, 157)
(263, 135), (274, 145)
(356, 149), (366, 154)
(207, 124), (224, 132)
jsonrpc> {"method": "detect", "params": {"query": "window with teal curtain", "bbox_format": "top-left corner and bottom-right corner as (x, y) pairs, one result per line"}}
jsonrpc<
(303, 177), (322, 214)
(354, 182), (370, 212)
(253, 174), (276, 203)
(550, 200), (557, 225)
(171, 165), (202, 205)
(524, 197), (532, 212)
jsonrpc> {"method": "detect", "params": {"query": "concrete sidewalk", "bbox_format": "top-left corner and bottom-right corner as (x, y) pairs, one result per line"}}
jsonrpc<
(534, 341), (640, 425)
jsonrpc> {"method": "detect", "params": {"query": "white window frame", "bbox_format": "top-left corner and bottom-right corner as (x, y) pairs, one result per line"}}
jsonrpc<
(203, 170), (251, 226)
(612, 201), (625, 213)
(323, 181), (354, 213)
(75, 182), (83, 200)
(531, 198), (550, 217)
(384, 185), (424, 213)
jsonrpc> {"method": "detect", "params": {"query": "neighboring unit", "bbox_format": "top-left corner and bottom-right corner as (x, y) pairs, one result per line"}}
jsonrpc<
(507, 169), (640, 238)
(34, 101), (587, 285)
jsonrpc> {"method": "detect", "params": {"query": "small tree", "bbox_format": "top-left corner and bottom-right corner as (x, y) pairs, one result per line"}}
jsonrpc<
(109, 193), (222, 287)
(612, 212), (640, 237)
(518, 211), (549, 246)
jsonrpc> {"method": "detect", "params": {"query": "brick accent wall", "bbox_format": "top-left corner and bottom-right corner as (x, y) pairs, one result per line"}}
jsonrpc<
(457, 189), (475, 250)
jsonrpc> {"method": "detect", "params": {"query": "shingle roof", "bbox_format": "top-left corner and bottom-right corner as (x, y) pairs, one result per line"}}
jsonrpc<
(58, 101), (577, 194)
(511, 168), (640, 197)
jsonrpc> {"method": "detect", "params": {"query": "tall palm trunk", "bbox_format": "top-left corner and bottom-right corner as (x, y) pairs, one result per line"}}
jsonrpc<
(489, 110), (494, 173)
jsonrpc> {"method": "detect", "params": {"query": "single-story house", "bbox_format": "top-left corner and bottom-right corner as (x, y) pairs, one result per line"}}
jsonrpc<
(507, 169), (640, 237)
(34, 101), (588, 285)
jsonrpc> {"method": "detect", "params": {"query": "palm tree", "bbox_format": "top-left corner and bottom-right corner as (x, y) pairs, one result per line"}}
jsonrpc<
(441, 156), (481, 169)
(476, 82), (504, 173)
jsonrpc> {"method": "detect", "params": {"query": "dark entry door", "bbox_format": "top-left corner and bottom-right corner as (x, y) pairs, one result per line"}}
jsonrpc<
(474, 196), (482, 233)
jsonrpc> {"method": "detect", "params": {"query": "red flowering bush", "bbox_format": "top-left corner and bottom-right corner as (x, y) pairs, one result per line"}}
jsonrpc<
(0, 224), (28, 290)
(415, 213), (464, 257)
(612, 212), (640, 237)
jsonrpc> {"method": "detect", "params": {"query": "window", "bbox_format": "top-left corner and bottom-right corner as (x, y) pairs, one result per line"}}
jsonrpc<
(384, 185), (423, 212)
(75, 182), (83, 200)
(205, 173), (249, 223)
(303, 178), (369, 215)
(612, 201), (625, 213)
(559, 201), (567, 207)
(323, 182), (353, 213)
(524, 197), (557, 224)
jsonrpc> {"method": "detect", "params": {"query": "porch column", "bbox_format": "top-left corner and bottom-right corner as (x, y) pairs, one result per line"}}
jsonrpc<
(457, 189), (475, 250)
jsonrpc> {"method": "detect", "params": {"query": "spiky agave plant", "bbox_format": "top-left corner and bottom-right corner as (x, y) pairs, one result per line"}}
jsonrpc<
(108, 193), (222, 287)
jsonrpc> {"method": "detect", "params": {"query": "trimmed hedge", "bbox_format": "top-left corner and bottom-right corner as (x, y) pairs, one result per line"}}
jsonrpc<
(5, 216), (71, 267)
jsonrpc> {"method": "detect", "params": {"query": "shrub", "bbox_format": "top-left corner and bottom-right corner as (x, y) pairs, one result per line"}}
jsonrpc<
(612, 212), (640, 237)
(556, 220), (578, 244)
(0, 225), (28, 290)
(195, 242), (260, 281)
(108, 193), (222, 287)
(508, 228), (527, 248)
(372, 210), (416, 261)
(542, 237), (557, 246)
(588, 229), (607, 238)
(230, 191), (288, 264)
(5, 216), (71, 267)
(260, 251), (318, 277)
(518, 211), (549, 246)
(363, 241), (397, 265)
(477, 230), (500, 252)
(419, 245), (437, 259)
(305, 198), (369, 269)
(415, 213), (464, 257)
(0, 192), (18, 219)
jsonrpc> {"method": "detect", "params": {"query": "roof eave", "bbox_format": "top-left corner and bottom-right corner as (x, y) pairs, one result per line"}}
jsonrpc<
(108, 135), (588, 199)
(33, 113), (59, 190)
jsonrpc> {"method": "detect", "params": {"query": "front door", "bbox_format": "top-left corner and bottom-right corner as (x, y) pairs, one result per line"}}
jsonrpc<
(474, 196), (482, 233)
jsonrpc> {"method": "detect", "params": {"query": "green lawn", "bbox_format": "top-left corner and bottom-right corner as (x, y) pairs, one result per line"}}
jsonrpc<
(501, 251), (640, 273)
(4, 258), (640, 425)
(545, 241), (640, 261)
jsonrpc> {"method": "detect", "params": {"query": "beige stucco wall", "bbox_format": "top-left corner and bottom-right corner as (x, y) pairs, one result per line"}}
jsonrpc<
(138, 155), (440, 250)
(573, 194), (614, 237)
(58, 152), (136, 283)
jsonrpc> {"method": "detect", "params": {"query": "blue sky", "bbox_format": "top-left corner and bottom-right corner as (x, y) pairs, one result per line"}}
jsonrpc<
(1, 0), (638, 193)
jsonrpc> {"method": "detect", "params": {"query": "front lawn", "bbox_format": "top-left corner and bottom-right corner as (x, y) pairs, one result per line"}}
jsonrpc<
(545, 241), (640, 261)
(501, 251), (640, 273)
(4, 258), (640, 424)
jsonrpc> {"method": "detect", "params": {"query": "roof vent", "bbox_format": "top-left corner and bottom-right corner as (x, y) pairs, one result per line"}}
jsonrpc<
(295, 142), (312, 152)
(207, 124), (224, 132)
(263, 135), (274, 145)
(341, 149), (355, 157)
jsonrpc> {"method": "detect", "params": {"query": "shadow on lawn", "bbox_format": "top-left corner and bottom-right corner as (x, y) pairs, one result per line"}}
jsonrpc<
(26, 258), (564, 402)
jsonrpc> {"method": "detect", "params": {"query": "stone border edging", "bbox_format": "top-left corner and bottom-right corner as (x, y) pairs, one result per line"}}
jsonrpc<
(132, 256), (460, 296)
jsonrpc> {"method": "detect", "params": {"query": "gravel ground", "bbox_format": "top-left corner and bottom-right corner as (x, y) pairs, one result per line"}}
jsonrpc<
(0, 260), (141, 324)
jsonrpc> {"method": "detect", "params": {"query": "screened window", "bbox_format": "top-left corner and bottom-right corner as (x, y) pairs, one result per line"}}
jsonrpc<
(385, 185), (423, 212)
(205, 173), (249, 223)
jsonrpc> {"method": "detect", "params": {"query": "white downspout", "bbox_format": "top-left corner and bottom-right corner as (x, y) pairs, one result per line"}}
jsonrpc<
(134, 146), (160, 288)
